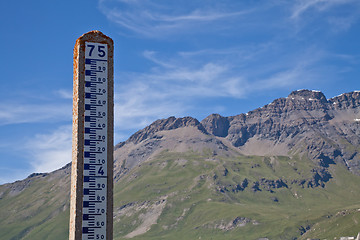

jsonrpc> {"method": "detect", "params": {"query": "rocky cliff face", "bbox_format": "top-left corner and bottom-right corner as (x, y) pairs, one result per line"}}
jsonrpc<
(329, 91), (360, 110)
(111, 90), (360, 192)
(116, 90), (360, 176)
(113, 115), (237, 181)
(200, 90), (360, 175)
(125, 116), (208, 145)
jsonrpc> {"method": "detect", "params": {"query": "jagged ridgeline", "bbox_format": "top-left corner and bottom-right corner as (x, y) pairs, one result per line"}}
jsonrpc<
(1, 90), (360, 240)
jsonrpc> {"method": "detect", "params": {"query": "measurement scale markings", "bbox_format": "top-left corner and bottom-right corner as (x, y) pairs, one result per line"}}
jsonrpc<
(88, 87), (97, 93)
(85, 82), (104, 88)
(86, 58), (108, 62)
(84, 152), (101, 158)
(83, 189), (99, 195)
(85, 140), (101, 146)
(86, 81), (104, 85)
(85, 116), (97, 122)
(87, 147), (96, 151)
(84, 164), (106, 171)
(85, 93), (105, 99)
(85, 70), (104, 76)
(85, 82), (96, 88)
(79, 41), (109, 240)
(84, 137), (104, 142)
(83, 201), (99, 208)
(85, 104), (102, 110)
(84, 128), (102, 134)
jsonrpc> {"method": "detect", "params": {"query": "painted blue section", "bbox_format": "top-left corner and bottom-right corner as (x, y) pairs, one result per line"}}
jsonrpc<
(84, 188), (90, 195)
(85, 70), (95, 76)
(85, 116), (96, 122)
(85, 93), (96, 99)
(85, 81), (93, 87)
(85, 128), (96, 134)
(82, 227), (93, 233)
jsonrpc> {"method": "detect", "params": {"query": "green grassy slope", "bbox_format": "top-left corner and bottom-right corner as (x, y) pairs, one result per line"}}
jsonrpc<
(1, 151), (360, 240)
(0, 169), (71, 240)
(112, 151), (360, 240)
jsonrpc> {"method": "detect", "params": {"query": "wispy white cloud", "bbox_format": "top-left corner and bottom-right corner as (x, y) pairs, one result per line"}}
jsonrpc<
(99, 0), (360, 38)
(113, 85), (188, 143)
(155, 9), (248, 22)
(327, 14), (359, 33)
(253, 66), (313, 90)
(23, 125), (72, 173)
(291, 0), (325, 19)
(98, 0), (251, 37)
(143, 51), (175, 69)
(0, 102), (71, 125)
(56, 89), (73, 99)
(0, 89), (73, 182)
(290, 0), (360, 34)
(291, 0), (359, 19)
(113, 57), (238, 141)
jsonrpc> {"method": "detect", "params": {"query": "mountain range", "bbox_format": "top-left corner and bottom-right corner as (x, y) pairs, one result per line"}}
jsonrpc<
(1, 89), (360, 240)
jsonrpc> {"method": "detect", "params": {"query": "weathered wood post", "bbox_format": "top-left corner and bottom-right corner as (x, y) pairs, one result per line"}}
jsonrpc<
(70, 30), (114, 240)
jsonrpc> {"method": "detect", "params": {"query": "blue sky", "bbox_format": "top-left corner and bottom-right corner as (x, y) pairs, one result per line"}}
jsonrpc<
(0, 0), (359, 184)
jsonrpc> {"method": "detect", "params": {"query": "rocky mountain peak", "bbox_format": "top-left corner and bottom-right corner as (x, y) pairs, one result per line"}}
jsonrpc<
(287, 89), (327, 103)
(127, 116), (207, 144)
(201, 114), (230, 137)
(271, 89), (329, 112)
(328, 91), (360, 110)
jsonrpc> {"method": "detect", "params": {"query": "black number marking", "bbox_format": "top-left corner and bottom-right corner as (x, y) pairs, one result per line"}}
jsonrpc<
(98, 46), (106, 57)
(88, 44), (95, 56)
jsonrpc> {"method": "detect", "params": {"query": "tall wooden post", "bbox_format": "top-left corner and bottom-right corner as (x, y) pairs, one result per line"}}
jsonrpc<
(70, 30), (114, 240)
